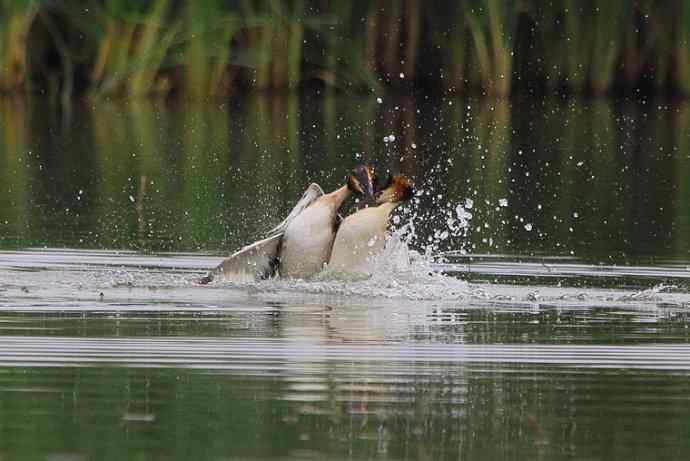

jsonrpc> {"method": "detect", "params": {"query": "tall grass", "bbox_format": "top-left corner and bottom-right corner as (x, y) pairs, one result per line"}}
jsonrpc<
(241, 0), (306, 90)
(0, 0), (37, 92)
(555, 0), (630, 94)
(319, 1), (378, 92)
(587, 0), (629, 94)
(75, 0), (179, 97)
(465, 0), (516, 96)
(0, 98), (30, 245)
(428, 2), (467, 93)
(562, 1), (588, 93)
(1, 1), (690, 98)
(536, 2), (566, 91)
(183, 2), (239, 98)
(672, 104), (690, 253)
(675, 2), (690, 95)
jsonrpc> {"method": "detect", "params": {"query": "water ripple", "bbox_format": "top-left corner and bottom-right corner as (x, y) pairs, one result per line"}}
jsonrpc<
(1, 336), (690, 371)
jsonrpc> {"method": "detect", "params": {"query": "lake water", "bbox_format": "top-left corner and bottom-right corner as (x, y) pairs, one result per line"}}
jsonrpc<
(1, 94), (690, 460)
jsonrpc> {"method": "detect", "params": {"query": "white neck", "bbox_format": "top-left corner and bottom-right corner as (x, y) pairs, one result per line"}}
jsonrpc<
(328, 185), (351, 208)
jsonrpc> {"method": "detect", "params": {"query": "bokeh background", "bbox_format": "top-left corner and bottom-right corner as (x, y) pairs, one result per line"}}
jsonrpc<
(1, 0), (689, 99)
(1, 1), (689, 264)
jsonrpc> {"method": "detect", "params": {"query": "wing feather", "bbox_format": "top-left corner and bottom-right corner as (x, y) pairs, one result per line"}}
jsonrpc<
(200, 183), (324, 284)
(265, 183), (324, 236)
(200, 234), (282, 284)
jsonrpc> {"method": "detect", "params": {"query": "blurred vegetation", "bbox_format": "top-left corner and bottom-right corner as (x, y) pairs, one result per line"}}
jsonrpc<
(0, 94), (688, 262)
(0, 0), (689, 99)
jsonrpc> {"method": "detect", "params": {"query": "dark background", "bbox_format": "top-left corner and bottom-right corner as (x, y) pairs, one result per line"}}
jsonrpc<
(1, 0), (688, 100)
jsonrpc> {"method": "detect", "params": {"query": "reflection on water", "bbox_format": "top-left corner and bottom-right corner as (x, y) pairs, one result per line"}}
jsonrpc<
(1, 95), (689, 264)
(0, 250), (688, 460)
(2, 94), (690, 460)
(0, 264), (689, 461)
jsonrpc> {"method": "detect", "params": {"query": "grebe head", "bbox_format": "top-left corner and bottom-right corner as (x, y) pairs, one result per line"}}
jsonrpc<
(346, 164), (376, 199)
(375, 174), (415, 204)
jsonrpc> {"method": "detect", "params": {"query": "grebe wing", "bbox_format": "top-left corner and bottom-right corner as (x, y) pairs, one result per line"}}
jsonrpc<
(265, 183), (324, 237)
(199, 234), (282, 284)
(200, 183), (324, 284)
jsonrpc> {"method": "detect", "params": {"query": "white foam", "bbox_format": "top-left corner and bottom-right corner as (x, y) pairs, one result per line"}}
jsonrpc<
(214, 235), (471, 301)
(1, 249), (689, 310)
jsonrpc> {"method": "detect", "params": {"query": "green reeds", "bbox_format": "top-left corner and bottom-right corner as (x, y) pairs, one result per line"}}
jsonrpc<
(562, 0), (588, 93)
(0, 0), (37, 92)
(672, 103), (690, 254)
(241, 0), (305, 90)
(675, 2), (690, 95)
(285, 1), (304, 90)
(536, 2), (566, 91)
(428, 2), (467, 92)
(587, 0), (629, 95)
(79, 0), (178, 97)
(127, 0), (178, 96)
(183, 2), (239, 98)
(1, 0), (689, 98)
(317, 1), (378, 92)
(0, 98), (30, 246)
(465, 0), (516, 96)
(559, 0), (629, 94)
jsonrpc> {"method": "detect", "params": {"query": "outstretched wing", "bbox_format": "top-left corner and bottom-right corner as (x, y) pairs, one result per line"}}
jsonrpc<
(265, 183), (324, 236)
(200, 234), (282, 284)
(200, 183), (324, 284)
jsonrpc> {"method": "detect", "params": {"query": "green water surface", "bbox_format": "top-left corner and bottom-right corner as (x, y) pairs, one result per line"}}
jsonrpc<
(0, 94), (690, 460)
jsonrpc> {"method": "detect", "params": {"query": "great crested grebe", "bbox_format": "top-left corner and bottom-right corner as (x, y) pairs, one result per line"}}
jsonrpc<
(200, 165), (375, 283)
(327, 174), (414, 276)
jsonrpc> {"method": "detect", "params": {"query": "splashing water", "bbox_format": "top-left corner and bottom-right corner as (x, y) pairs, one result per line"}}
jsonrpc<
(278, 190), (480, 300)
(259, 235), (471, 301)
(393, 190), (473, 261)
(206, 183), (513, 300)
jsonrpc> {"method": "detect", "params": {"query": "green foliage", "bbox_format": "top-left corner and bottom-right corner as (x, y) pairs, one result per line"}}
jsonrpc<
(69, 0), (179, 97)
(676, 2), (690, 95)
(0, 0), (37, 91)
(182, 1), (240, 98)
(559, 0), (629, 94)
(587, 0), (629, 94)
(0, 0), (688, 97)
(465, 0), (517, 96)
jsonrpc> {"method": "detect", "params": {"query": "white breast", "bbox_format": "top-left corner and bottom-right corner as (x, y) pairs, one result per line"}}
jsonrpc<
(279, 200), (336, 279)
(327, 203), (396, 276)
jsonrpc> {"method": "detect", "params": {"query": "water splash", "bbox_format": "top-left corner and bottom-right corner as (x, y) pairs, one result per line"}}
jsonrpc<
(2, 250), (689, 309)
(617, 284), (676, 302)
(390, 187), (474, 261)
(260, 235), (471, 300)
